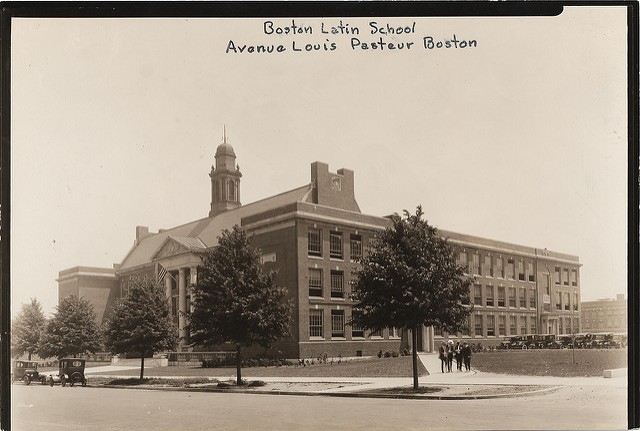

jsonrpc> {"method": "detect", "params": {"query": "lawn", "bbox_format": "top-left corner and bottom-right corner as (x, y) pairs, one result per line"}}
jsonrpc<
(93, 356), (427, 378)
(472, 348), (627, 377)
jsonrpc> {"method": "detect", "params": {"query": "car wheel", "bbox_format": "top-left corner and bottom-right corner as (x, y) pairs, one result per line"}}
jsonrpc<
(23, 376), (31, 386)
(41, 377), (47, 385)
(81, 378), (87, 387)
(49, 377), (54, 387)
(61, 377), (66, 387)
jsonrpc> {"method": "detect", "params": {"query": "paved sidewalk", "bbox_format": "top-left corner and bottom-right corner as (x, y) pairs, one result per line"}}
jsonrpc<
(84, 352), (627, 395)
(417, 352), (626, 388)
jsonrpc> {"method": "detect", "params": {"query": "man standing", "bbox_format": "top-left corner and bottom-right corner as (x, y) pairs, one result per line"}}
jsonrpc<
(462, 341), (472, 371)
(446, 340), (454, 372)
(439, 341), (447, 373)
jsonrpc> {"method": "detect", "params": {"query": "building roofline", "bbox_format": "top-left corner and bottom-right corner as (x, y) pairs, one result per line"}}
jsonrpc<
(57, 266), (118, 282)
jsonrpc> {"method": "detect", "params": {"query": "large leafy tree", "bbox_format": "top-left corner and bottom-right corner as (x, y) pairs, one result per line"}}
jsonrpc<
(11, 298), (46, 360)
(351, 206), (473, 389)
(189, 225), (293, 385)
(39, 295), (102, 359)
(103, 277), (178, 380)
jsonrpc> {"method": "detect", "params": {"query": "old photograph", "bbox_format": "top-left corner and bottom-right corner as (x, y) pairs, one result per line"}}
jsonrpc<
(7, 4), (631, 430)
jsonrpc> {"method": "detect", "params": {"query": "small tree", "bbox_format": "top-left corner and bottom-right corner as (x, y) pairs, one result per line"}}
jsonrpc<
(11, 298), (46, 360)
(189, 225), (293, 385)
(351, 206), (473, 390)
(39, 295), (102, 359)
(103, 277), (178, 380)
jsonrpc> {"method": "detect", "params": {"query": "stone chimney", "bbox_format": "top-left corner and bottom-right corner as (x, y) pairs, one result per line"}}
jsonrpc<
(135, 226), (150, 245)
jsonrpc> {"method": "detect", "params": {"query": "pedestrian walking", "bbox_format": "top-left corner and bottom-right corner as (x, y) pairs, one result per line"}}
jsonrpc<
(462, 341), (472, 371)
(439, 341), (447, 373)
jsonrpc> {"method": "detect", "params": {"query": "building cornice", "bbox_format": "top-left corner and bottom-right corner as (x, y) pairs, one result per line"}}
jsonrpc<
(447, 238), (581, 266)
(56, 271), (119, 282)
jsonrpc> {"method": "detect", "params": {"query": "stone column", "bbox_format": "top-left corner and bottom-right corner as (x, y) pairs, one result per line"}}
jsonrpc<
(189, 266), (197, 314)
(178, 268), (187, 346)
(165, 272), (172, 314)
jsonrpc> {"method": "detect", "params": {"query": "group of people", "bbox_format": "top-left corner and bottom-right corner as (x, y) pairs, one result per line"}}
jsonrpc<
(438, 340), (472, 372)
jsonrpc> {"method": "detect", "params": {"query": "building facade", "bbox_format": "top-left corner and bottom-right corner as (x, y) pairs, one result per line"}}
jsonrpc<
(580, 294), (627, 333)
(432, 233), (581, 347)
(58, 138), (582, 358)
(56, 266), (120, 324)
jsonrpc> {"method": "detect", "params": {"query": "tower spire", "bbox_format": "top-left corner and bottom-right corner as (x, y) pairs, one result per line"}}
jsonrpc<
(210, 126), (241, 217)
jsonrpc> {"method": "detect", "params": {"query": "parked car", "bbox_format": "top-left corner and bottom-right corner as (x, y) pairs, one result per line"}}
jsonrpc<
(558, 335), (574, 348)
(590, 333), (619, 349)
(11, 360), (47, 385)
(574, 333), (595, 349)
(522, 334), (538, 349)
(497, 337), (511, 350)
(48, 358), (87, 387)
(611, 333), (628, 348)
(507, 336), (527, 349)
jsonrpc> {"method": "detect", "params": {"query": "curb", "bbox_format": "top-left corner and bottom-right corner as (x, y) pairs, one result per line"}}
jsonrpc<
(90, 383), (562, 400)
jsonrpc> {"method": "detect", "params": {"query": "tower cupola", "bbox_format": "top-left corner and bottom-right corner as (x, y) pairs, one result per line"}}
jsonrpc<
(209, 126), (242, 217)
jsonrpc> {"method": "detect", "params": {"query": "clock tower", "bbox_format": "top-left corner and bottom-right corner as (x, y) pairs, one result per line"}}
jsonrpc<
(209, 126), (242, 217)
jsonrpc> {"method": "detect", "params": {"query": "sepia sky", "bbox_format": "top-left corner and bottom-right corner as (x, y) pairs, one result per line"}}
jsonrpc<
(10, 6), (628, 317)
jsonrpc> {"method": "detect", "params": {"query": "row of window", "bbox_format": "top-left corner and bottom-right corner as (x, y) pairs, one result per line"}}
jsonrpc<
(458, 252), (536, 282)
(583, 319), (626, 329)
(436, 315), (551, 337)
(308, 228), (363, 261)
(554, 291), (580, 311)
(554, 266), (579, 286)
(309, 268), (348, 298)
(437, 315), (579, 337)
(309, 309), (401, 340)
(472, 284), (579, 311)
(473, 285), (536, 309)
(583, 310), (626, 317)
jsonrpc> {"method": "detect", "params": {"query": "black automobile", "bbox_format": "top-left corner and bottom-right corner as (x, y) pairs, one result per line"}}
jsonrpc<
(48, 358), (87, 387)
(558, 335), (574, 348)
(508, 336), (527, 349)
(497, 337), (511, 350)
(574, 333), (594, 348)
(11, 360), (47, 385)
(522, 334), (538, 349)
(611, 333), (627, 348)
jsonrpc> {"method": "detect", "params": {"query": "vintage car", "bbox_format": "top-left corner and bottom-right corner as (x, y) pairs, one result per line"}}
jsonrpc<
(508, 336), (527, 349)
(496, 337), (512, 350)
(574, 333), (595, 348)
(558, 335), (575, 348)
(534, 334), (561, 349)
(522, 334), (538, 349)
(11, 360), (47, 385)
(591, 333), (620, 349)
(611, 333), (628, 348)
(48, 358), (87, 387)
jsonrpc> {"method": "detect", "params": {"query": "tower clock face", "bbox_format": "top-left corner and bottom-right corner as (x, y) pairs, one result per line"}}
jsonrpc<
(331, 177), (341, 191)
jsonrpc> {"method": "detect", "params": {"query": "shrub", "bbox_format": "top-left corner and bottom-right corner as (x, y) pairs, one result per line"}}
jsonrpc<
(201, 356), (290, 368)
(377, 350), (383, 358)
(248, 380), (266, 387)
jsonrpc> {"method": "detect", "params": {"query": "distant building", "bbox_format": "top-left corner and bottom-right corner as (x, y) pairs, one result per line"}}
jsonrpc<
(58, 132), (582, 357)
(580, 294), (627, 333)
(56, 266), (119, 324)
(432, 231), (582, 347)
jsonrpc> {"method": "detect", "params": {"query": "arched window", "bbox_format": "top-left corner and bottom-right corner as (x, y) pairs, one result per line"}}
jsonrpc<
(228, 180), (236, 201)
(214, 180), (221, 202)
